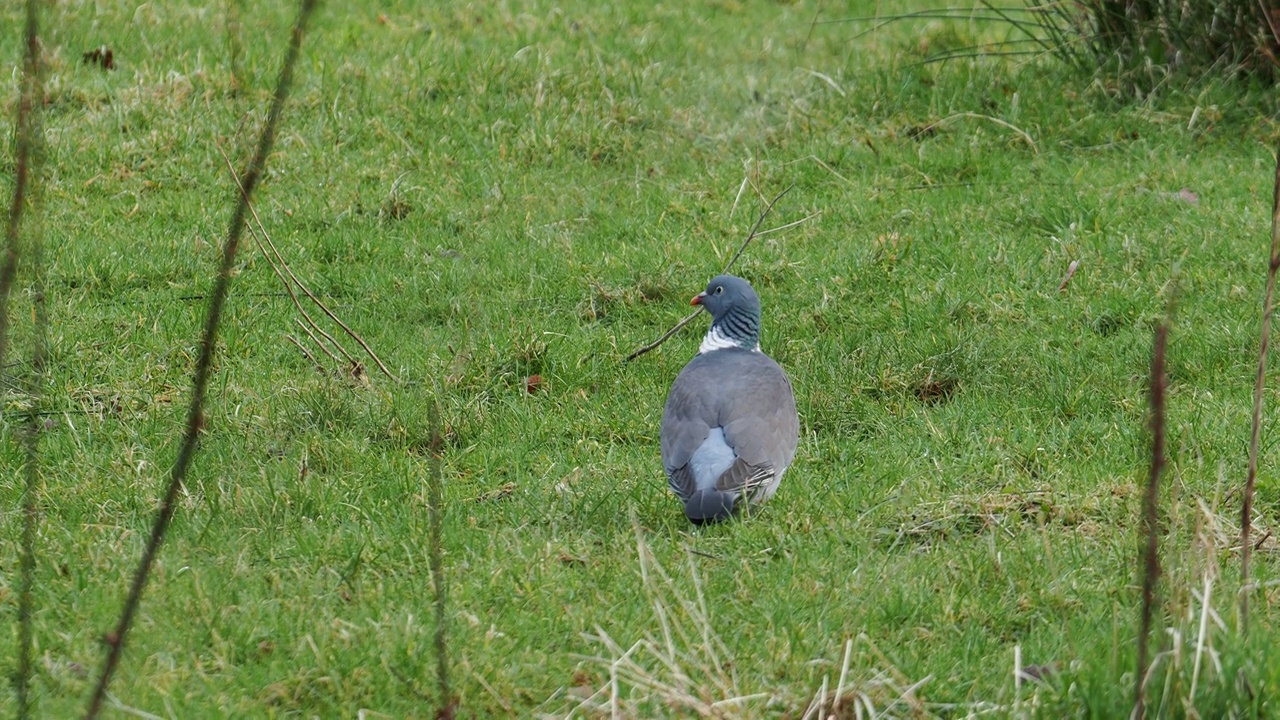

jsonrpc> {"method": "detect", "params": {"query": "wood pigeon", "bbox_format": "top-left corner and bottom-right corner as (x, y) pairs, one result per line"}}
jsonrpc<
(660, 274), (799, 524)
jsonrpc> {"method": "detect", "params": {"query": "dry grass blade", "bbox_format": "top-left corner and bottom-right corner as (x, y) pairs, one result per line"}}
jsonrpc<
(918, 113), (1038, 154)
(1241, 140), (1280, 636)
(83, 1), (320, 716)
(1135, 318), (1170, 720)
(8, 1), (46, 717)
(216, 143), (401, 383)
(801, 635), (937, 720)
(1057, 259), (1080, 292)
(570, 519), (754, 717)
(573, 522), (944, 718)
(1190, 573), (1214, 703)
(625, 184), (794, 362)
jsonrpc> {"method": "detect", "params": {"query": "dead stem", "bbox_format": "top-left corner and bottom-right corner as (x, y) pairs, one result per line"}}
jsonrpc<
(1241, 140), (1280, 635)
(216, 143), (401, 382)
(1135, 318), (1169, 720)
(9, 2), (45, 717)
(84, 1), (319, 715)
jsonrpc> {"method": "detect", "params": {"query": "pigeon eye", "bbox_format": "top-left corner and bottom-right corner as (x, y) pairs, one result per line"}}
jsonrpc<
(715, 286), (724, 294)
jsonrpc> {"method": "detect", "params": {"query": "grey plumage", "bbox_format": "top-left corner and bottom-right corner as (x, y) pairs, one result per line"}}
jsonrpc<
(660, 275), (799, 524)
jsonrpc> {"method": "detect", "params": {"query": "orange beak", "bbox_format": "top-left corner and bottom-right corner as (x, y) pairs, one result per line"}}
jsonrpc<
(690, 292), (705, 306)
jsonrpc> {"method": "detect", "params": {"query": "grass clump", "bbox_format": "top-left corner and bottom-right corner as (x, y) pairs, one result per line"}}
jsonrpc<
(863, 2), (1280, 92)
(1020, 0), (1280, 89)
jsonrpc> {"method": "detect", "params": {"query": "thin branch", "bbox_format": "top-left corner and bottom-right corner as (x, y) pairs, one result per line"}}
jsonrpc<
(242, 204), (360, 367)
(0, 0), (41, 372)
(1261, 0), (1280, 49)
(1242, 140), (1280, 636)
(625, 185), (794, 363)
(720, 184), (794, 273)
(1135, 317), (1170, 720)
(83, 1), (319, 716)
(217, 144), (400, 382)
(285, 333), (324, 372)
(295, 317), (342, 365)
(10, 1), (45, 716)
(750, 212), (819, 240)
(625, 310), (702, 362)
(799, 0), (823, 55)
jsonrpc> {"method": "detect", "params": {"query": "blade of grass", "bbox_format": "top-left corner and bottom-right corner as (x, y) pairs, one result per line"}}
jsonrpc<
(916, 113), (1039, 154)
(978, 1), (1055, 55)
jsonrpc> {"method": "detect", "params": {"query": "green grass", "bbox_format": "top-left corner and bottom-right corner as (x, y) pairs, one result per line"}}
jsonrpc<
(2, 0), (1280, 716)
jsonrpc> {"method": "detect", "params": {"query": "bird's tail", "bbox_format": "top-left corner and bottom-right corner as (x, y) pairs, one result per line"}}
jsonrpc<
(683, 490), (736, 525)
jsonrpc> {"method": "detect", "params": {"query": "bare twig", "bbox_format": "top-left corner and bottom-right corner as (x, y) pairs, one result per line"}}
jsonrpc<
(285, 334), (323, 372)
(294, 317), (342, 365)
(624, 310), (702, 362)
(242, 211), (359, 368)
(9, 1), (45, 717)
(1262, 0), (1280, 48)
(216, 144), (401, 382)
(1135, 318), (1170, 720)
(1242, 141), (1280, 637)
(0, 0), (41, 371)
(799, 0), (824, 55)
(625, 185), (794, 362)
(749, 211), (819, 240)
(84, 1), (319, 716)
(720, 184), (795, 273)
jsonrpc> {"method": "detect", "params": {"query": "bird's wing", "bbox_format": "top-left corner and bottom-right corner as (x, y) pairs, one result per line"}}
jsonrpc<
(719, 354), (799, 474)
(661, 365), (713, 501)
(712, 456), (775, 494)
(662, 349), (799, 501)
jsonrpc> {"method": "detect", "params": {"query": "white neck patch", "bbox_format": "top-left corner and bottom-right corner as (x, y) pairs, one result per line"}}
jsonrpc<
(698, 325), (760, 354)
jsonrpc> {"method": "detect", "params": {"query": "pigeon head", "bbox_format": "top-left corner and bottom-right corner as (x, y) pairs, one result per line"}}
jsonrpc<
(691, 274), (761, 352)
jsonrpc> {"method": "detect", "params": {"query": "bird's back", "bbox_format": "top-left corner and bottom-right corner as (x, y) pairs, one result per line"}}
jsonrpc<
(661, 348), (798, 487)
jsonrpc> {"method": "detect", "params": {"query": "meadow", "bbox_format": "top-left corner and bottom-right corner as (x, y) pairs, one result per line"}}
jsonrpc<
(2, 0), (1280, 716)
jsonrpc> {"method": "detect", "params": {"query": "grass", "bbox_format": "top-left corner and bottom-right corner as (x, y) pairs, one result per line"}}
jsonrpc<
(1, 0), (1280, 716)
